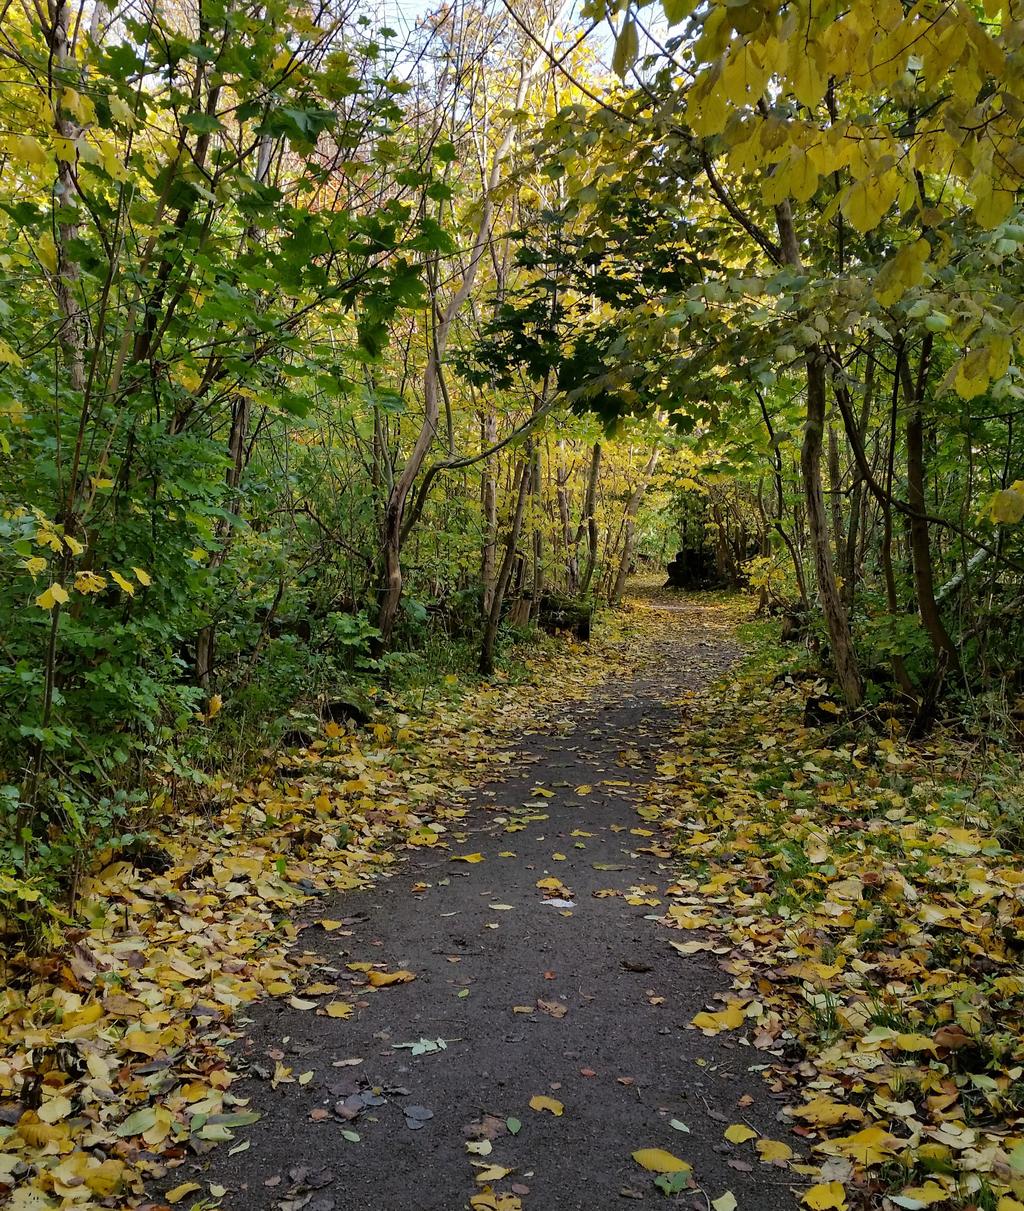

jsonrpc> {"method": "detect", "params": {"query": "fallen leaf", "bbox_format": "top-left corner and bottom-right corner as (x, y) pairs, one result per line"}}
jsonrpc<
(631, 1148), (691, 1174)
(166, 1183), (202, 1204)
(756, 1138), (793, 1164)
(367, 969), (416, 987)
(692, 1003), (746, 1033)
(724, 1123), (758, 1145)
(803, 1182), (847, 1209)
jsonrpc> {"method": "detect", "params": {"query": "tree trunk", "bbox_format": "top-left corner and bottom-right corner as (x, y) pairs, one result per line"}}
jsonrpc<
(610, 446), (660, 605)
(773, 196), (862, 706)
(480, 409), (498, 614)
(843, 350), (875, 608)
(803, 352), (864, 707)
(480, 452), (533, 675)
(530, 443), (544, 618)
(827, 422), (845, 585)
(195, 395), (252, 690)
(904, 341), (959, 671)
(578, 441), (602, 596)
(375, 8), (568, 646)
(555, 439), (578, 594)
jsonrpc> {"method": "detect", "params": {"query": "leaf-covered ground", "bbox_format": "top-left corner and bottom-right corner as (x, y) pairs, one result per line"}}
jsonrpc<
(4, 593), (1023, 1211)
(644, 627), (1024, 1211)
(0, 601), (676, 1211)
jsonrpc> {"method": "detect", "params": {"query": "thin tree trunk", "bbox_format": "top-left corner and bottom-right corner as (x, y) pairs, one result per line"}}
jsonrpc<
(480, 410), (498, 614)
(843, 351), (875, 607)
(774, 197), (862, 706)
(804, 351), (864, 707)
(376, 6), (568, 646)
(555, 439), (577, 594)
(530, 443), (544, 617)
(827, 422), (845, 584)
(193, 136), (270, 690)
(610, 446), (660, 605)
(578, 442), (602, 596)
(480, 451), (533, 675)
(903, 337), (959, 671)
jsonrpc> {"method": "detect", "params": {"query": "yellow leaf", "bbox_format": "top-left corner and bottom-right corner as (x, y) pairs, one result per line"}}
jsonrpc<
(451, 852), (485, 863)
(900, 1184), (955, 1207)
(632, 1147), (690, 1173)
(724, 1123), (757, 1145)
(12, 134), (48, 166)
(470, 1192), (522, 1211)
(669, 904), (711, 928)
(823, 1124), (897, 1165)
(894, 1032), (937, 1053)
(166, 1182), (202, 1204)
(37, 231), (58, 273)
(108, 95), (137, 126)
(110, 569), (135, 596)
(756, 1138), (793, 1163)
(842, 173), (899, 234)
(367, 969), (415, 987)
(74, 570), (107, 593)
(37, 1094), (73, 1123)
(873, 238), (929, 306)
(122, 1028), (162, 1056)
(16, 1116), (69, 1148)
(692, 1002), (745, 1032)
(997, 1197), (1024, 1211)
(990, 483), (1024, 524)
(61, 87), (97, 123)
(206, 693), (223, 719)
(803, 1183), (846, 1210)
(529, 1094), (564, 1116)
(36, 582), (69, 610)
(324, 1001), (353, 1018)
(474, 1164), (511, 1183)
(83, 1157), (125, 1196)
(63, 1001), (103, 1028)
(791, 1096), (864, 1127)
(132, 566), (152, 586)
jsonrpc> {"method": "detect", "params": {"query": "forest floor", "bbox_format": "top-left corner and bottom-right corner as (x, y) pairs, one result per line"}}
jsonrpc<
(189, 593), (789, 1211)
(4, 589), (1024, 1211)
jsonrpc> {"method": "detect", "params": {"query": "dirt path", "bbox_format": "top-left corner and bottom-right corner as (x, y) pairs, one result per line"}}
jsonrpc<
(193, 599), (796, 1210)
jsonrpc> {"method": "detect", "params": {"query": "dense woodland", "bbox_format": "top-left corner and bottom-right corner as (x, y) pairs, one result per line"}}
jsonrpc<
(4, 2), (1024, 1209)
(0, 0), (1022, 895)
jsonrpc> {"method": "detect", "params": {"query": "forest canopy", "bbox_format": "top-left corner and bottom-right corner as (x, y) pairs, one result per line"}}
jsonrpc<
(0, 0), (1022, 901)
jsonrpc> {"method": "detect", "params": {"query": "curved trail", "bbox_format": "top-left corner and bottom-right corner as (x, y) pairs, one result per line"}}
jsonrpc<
(197, 599), (794, 1210)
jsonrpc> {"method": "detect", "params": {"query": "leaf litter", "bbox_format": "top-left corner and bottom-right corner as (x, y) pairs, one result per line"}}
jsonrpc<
(10, 589), (1020, 1211)
(0, 606), (665, 1209)
(638, 609), (1024, 1209)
